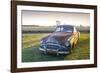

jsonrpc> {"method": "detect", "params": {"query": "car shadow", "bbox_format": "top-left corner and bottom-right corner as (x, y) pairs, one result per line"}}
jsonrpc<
(22, 44), (66, 62)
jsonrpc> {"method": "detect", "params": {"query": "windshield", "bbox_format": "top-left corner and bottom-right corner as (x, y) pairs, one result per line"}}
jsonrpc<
(55, 26), (73, 33)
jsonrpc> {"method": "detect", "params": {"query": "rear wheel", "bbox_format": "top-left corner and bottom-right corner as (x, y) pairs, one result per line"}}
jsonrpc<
(77, 33), (80, 43)
(72, 43), (75, 48)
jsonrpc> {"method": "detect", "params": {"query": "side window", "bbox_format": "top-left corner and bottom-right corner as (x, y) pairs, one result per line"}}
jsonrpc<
(73, 27), (77, 33)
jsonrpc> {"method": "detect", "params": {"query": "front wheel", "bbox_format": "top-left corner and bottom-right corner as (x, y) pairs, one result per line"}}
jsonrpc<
(44, 50), (47, 54)
(56, 49), (59, 56)
(67, 45), (72, 54)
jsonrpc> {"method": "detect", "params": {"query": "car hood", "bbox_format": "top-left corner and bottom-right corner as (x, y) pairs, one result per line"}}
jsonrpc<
(45, 32), (72, 43)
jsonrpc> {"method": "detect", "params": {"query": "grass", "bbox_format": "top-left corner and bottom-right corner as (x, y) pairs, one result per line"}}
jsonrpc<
(64, 33), (90, 60)
(22, 32), (90, 62)
(22, 45), (64, 62)
(22, 33), (49, 48)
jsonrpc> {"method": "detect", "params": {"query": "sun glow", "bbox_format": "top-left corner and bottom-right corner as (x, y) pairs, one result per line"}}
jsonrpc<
(22, 10), (90, 26)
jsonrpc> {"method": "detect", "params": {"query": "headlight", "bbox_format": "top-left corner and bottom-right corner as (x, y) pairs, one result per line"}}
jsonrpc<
(40, 40), (43, 43)
(65, 41), (70, 46)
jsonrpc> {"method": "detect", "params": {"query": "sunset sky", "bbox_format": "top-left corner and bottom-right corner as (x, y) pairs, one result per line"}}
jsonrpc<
(22, 10), (90, 26)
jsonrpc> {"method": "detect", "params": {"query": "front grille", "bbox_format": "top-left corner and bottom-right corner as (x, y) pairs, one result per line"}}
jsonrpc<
(40, 43), (61, 49)
(41, 43), (66, 50)
(46, 45), (60, 49)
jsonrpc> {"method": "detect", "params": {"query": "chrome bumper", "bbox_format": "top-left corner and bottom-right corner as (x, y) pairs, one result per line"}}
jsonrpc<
(39, 48), (69, 54)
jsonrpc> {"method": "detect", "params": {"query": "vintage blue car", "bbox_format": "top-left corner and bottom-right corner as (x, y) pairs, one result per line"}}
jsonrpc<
(39, 25), (80, 55)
